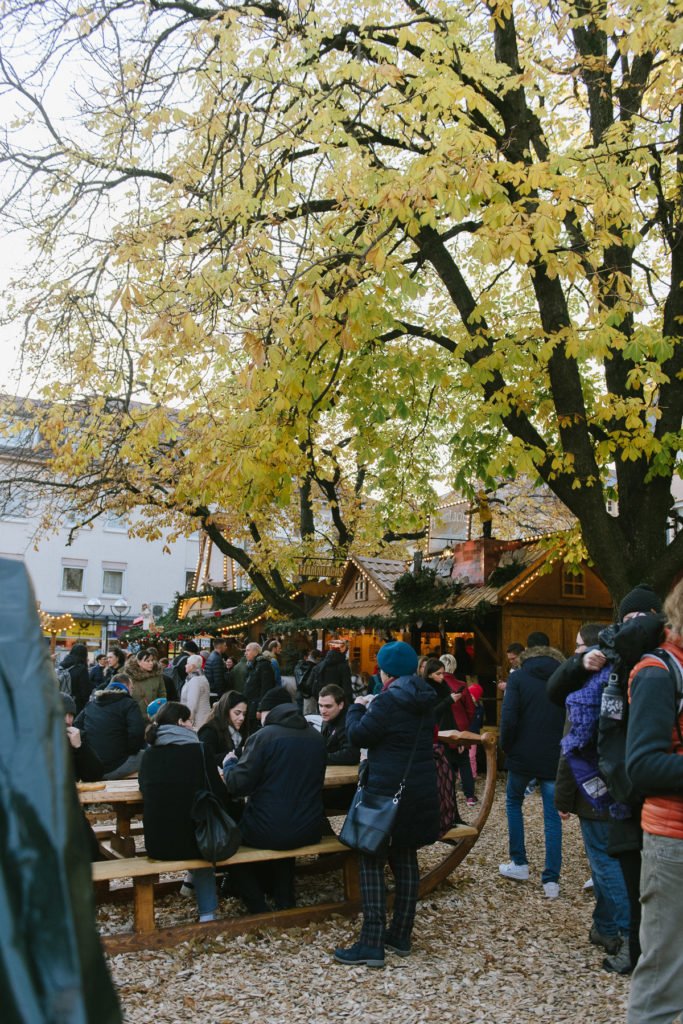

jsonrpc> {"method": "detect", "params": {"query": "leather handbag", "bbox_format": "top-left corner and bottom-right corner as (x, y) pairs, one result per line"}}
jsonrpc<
(339, 718), (424, 856)
(192, 755), (242, 863)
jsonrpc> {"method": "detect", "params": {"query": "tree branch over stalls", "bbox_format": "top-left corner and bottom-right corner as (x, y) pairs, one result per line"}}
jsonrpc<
(1, 0), (681, 604)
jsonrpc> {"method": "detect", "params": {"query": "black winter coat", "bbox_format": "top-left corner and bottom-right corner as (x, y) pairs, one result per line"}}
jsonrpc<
(346, 676), (440, 848)
(63, 650), (93, 713)
(204, 650), (229, 698)
(140, 737), (232, 860)
(547, 653), (591, 707)
(197, 720), (244, 767)
(74, 688), (145, 775)
(500, 646), (566, 778)
(243, 656), (276, 710)
(321, 706), (360, 766)
(309, 650), (353, 705)
(223, 704), (326, 849)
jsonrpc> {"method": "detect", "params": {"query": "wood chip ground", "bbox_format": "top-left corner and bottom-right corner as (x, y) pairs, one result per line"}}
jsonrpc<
(104, 778), (640, 1024)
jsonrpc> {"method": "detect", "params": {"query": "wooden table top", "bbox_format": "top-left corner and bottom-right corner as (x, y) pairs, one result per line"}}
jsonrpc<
(78, 763), (359, 805)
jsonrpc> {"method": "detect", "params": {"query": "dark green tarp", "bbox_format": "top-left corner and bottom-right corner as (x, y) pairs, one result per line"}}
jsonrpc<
(0, 559), (121, 1024)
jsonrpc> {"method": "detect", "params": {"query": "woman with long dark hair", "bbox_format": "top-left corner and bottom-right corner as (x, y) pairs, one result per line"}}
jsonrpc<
(198, 690), (248, 766)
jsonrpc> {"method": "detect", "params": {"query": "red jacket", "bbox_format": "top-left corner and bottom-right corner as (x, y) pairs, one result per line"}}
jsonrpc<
(443, 673), (476, 730)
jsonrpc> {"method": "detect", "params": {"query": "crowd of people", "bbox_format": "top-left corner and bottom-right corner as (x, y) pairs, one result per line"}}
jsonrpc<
(56, 580), (683, 1020)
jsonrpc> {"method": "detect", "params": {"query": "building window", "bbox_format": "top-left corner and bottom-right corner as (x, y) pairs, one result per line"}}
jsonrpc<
(354, 576), (368, 602)
(562, 568), (585, 598)
(0, 483), (30, 520)
(103, 511), (128, 532)
(62, 566), (85, 593)
(102, 570), (124, 595)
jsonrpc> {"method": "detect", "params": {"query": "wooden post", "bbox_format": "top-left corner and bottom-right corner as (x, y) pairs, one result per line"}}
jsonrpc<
(133, 877), (158, 933)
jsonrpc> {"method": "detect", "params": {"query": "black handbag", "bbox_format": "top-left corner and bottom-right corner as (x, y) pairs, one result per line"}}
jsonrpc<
(339, 718), (424, 856)
(192, 755), (242, 863)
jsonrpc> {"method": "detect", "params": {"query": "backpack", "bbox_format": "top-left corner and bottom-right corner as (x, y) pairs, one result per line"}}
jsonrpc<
(596, 615), (667, 809)
(296, 659), (315, 698)
(55, 663), (72, 696)
(598, 618), (679, 811)
(171, 653), (188, 693)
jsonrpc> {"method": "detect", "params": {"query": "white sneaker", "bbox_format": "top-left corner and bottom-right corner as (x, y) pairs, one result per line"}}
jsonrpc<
(583, 877), (594, 891)
(543, 881), (560, 899)
(499, 861), (529, 881)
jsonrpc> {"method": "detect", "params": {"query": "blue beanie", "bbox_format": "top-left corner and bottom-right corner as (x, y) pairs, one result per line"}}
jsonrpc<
(147, 697), (167, 718)
(376, 641), (418, 679)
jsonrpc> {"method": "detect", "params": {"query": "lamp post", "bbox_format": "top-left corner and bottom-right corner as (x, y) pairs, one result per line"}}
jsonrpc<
(83, 597), (105, 652)
(109, 598), (131, 649)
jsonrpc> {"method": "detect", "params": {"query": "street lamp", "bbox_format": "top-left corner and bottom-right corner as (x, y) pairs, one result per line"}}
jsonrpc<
(109, 598), (131, 649)
(83, 597), (104, 619)
(83, 597), (105, 653)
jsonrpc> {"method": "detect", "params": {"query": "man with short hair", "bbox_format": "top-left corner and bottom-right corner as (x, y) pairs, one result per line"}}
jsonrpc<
(74, 673), (145, 779)
(222, 687), (326, 913)
(204, 638), (229, 699)
(318, 684), (360, 765)
(89, 652), (107, 689)
(499, 633), (566, 898)
(243, 642), (276, 732)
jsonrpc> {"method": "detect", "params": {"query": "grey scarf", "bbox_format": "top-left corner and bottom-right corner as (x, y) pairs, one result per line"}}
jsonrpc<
(155, 724), (199, 746)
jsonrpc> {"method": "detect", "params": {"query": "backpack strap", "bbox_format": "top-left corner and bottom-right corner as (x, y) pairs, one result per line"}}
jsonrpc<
(632, 649), (683, 746)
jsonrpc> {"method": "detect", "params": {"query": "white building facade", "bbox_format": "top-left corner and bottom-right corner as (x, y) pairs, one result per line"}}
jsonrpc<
(0, 507), (225, 654)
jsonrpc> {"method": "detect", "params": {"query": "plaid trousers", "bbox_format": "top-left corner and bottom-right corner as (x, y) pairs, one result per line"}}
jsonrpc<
(359, 845), (420, 948)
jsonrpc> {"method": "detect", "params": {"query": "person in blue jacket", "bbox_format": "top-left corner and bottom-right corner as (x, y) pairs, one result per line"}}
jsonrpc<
(334, 641), (439, 968)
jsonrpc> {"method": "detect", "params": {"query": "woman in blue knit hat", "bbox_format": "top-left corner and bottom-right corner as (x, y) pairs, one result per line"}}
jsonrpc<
(334, 640), (439, 968)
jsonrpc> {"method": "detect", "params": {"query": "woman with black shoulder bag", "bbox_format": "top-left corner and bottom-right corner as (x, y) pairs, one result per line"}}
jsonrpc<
(334, 641), (439, 968)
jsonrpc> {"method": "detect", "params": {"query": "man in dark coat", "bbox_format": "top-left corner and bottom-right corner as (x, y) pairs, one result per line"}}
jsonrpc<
(243, 642), (276, 733)
(318, 684), (360, 766)
(499, 633), (565, 898)
(62, 643), (92, 713)
(222, 687), (326, 913)
(308, 640), (353, 706)
(204, 638), (229, 699)
(74, 676), (145, 779)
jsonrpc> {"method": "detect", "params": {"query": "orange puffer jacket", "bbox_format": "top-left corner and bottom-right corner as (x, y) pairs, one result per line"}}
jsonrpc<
(629, 640), (683, 839)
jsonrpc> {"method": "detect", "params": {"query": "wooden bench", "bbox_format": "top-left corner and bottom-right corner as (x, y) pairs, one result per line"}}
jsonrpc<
(93, 825), (478, 952)
(92, 732), (497, 952)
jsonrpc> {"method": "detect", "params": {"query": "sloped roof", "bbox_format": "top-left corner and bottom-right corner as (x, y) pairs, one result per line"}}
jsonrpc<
(446, 542), (548, 609)
(353, 556), (406, 595)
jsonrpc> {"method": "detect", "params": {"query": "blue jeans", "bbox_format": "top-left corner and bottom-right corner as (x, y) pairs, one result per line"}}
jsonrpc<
(579, 818), (630, 937)
(191, 867), (217, 917)
(506, 772), (562, 884)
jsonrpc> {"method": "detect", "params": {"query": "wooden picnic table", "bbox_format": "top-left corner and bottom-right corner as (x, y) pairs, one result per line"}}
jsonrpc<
(79, 764), (359, 857)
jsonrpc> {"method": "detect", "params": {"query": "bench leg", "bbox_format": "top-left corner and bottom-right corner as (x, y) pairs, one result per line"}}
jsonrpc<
(343, 852), (360, 902)
(133, 876), (158, 934)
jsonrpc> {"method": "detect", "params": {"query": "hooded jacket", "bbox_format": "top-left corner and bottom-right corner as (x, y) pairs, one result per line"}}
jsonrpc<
(140, 728), (233, 860)
(346, 675), (440, 848)
(500, 645), (566, 778)
(124, 655), (165, 719)
(73, 686), (145, 775)
(223, 703), (326, 849)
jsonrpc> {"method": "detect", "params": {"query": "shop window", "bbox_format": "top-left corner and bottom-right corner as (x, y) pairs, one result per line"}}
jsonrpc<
(562, 568), (585, 598)
(354, 576), (368, 602)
